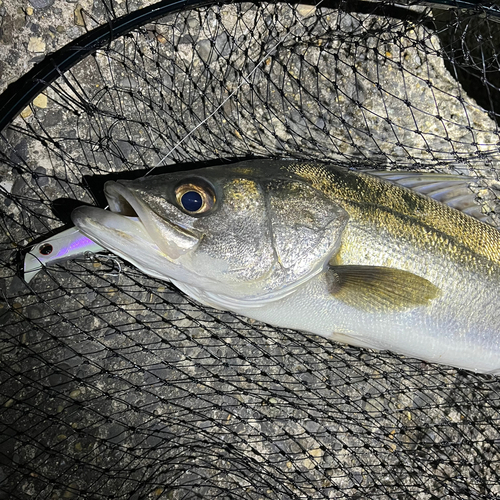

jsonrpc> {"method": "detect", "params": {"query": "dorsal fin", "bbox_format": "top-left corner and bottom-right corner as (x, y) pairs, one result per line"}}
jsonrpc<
(363, 170), (489, 223)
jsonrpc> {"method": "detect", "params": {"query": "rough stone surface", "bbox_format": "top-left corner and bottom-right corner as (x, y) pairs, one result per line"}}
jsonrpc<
(0, 0), (159, 93)
(28, 0), (55, 9)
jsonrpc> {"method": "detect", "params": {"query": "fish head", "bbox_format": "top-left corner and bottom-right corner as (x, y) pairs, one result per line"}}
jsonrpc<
(72, 161), (348, 305)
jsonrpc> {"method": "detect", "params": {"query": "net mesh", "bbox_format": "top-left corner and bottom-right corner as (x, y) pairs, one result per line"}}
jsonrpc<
(2, 1), (500, 498)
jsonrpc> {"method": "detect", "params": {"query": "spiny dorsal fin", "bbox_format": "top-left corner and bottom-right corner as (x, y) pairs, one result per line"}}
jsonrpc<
(328, 265), (440, 312)
(363, 170), (489, 223)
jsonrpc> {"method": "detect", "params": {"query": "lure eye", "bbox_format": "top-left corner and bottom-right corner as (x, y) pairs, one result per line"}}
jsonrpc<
(175, 180), (215, 215)
(39, 243), (53, 255)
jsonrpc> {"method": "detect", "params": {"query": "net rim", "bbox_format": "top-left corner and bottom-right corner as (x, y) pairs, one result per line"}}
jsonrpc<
(1, 0), (499, 135)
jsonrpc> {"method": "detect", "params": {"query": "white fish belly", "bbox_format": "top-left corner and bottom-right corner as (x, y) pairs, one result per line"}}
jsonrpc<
(234, 272), (500, 375)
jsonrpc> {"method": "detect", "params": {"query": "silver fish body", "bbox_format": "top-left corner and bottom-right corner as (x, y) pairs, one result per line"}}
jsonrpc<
(71, 160), (500, 374)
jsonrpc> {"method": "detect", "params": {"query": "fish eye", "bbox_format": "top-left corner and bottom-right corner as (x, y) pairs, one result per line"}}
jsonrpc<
(175, 180), (216, 215)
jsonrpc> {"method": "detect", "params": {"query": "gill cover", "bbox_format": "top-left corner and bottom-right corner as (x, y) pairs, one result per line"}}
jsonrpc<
(73, 163), (350, 303)
(264, 178), (348, 278)
(179, 176), (350, 307)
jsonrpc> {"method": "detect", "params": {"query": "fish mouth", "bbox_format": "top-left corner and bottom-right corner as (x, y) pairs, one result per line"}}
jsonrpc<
(104, 181), (147, 219)
(72, 181), (200, 265)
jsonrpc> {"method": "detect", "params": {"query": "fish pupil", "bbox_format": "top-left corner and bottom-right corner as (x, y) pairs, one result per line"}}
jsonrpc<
(181, 191), (203, 212)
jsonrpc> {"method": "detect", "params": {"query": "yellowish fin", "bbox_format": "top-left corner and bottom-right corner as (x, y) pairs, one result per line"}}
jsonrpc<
(328, 265), (440, 312)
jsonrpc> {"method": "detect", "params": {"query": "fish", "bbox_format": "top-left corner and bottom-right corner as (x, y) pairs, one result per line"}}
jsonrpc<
(69, 159), (500, 374)
(24, 227), (107, 283)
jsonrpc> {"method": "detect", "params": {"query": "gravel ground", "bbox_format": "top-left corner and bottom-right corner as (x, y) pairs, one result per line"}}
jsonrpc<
(0, 0), (161, 93)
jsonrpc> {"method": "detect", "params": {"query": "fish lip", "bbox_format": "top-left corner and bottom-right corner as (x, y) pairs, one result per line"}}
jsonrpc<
(104, 181), (145, 218)
(104, 180), (195, 236)
(71, 205), (177, 282)
(103, 180), (200, 258)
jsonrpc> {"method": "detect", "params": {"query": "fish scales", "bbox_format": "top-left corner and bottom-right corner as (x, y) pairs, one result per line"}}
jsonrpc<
(288, 162), (500, 269)
(57, 159), (500, 374)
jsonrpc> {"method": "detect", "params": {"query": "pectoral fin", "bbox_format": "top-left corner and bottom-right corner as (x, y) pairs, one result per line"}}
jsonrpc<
(328, 265), (440, 312)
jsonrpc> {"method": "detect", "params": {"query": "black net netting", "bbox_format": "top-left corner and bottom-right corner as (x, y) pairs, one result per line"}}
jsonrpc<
(2, 0), (500, 498)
